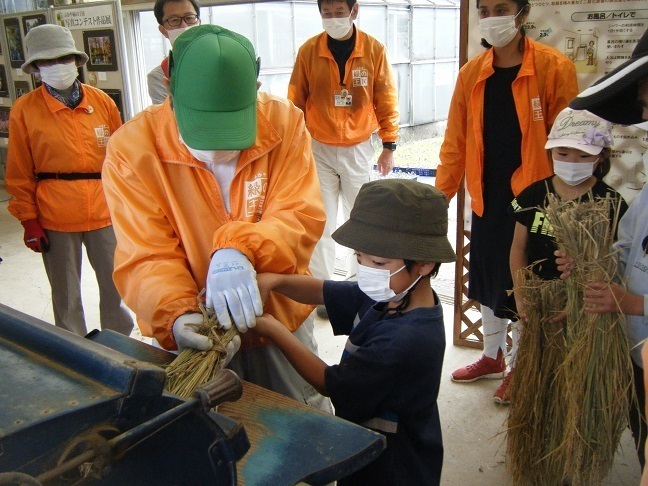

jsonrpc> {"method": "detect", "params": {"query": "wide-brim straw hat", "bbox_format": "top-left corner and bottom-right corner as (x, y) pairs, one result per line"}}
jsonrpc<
(332, 179), (456, 263)
(21, 24), (88, 74)
(570, 27), (648, 125)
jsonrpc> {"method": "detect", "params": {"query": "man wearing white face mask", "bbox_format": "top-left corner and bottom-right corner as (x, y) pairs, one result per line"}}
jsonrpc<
(288, 0), (399, 308)
(103, 25), (331, 412)
(5, 24), (134, 338)
(146, 0), (201, 105)
(436, 0), (578, 404)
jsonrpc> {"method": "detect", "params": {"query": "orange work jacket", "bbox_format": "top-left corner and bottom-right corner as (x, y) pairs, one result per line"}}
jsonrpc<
(436, 37), (578, 216)
(288, 27), (399, 146)
(102, 93), (325, 350)
(6, 84), (122, 231)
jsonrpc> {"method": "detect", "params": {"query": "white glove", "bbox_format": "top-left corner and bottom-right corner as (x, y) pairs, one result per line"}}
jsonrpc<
(172, 313), (212, 351)
(205, 248), (263, 333)
(222, 335), (241, 368)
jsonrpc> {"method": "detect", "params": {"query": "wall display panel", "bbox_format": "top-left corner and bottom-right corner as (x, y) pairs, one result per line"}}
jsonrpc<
(83, 29), (118, 71)
(102, 88), (123, 122)
(0, 106), (9, 137)
(22, 13), (46, 35)
(4, 17), (25, 69)
(14, 80), (28, 98)
(0, 65), (8, 97)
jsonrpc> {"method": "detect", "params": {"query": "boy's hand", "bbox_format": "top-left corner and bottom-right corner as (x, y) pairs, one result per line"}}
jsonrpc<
(253, 313), (283, 339)
(256, 273), (281, 304)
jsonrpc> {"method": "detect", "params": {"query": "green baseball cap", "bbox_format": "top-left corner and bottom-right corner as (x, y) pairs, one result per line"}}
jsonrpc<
(170, 25), (258, 150)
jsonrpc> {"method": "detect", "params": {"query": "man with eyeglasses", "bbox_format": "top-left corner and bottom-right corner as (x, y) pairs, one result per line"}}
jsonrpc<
(5, 25), (134, 337)
(146, 0), (201, 104)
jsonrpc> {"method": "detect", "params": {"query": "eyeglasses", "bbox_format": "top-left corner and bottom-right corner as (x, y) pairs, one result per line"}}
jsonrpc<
(163, 14), (199, 28)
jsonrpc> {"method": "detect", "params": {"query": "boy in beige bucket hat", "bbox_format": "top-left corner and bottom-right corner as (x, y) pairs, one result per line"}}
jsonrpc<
(5, 24), (133, 337)
(253, 178), (455, 485)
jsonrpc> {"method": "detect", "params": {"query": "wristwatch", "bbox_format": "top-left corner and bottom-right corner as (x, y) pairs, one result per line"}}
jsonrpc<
(382, 142), (397, 151)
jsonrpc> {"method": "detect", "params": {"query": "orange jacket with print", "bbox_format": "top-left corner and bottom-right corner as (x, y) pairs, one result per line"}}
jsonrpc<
(102, 93), (325, 350)
(436, 37), (578, 216)
(6, 84), (122, 231)
(288, 28), (399, 146)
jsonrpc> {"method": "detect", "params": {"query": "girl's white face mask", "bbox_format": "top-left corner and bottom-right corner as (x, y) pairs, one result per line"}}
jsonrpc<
(553, 159), (597, 186)
(478, 10), (522, 48)
(322, 14), (353, 40)
(39, 61), (78, 91)
(357, 263), (422, 303)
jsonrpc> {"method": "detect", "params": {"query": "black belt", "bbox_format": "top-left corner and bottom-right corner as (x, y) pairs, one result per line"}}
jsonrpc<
(36, 172), (102, 181)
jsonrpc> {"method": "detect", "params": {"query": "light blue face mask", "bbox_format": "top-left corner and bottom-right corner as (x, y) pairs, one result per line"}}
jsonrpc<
(356, 263), (422, 302)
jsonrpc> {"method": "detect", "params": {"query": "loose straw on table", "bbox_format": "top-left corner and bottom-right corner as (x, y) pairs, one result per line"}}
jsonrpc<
(164, 294), (239, 399)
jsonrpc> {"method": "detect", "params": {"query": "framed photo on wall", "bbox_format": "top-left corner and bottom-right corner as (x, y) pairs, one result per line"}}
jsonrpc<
(22, 14), (47, 36)
(83, 29), (118, 72)
(0, 107), (10, 138)
(102, 88), (124, 122)
(14, 80), (29, 99)
(31, 71), (42, 89)
(0, 65), (8, 98)
(4, 18), (25, 69)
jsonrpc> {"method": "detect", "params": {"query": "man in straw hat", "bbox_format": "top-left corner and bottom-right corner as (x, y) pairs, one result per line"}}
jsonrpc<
(102, 25), (331, 411)
(567, 27), (648, 470)
(253, 179), (456, 484)
(5, 24), (133, 337)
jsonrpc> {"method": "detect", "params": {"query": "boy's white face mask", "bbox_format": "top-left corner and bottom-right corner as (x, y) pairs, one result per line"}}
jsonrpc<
(167, 25), (196, 46)
(357, 263), (422, 303)
(178, 133), (240, 164)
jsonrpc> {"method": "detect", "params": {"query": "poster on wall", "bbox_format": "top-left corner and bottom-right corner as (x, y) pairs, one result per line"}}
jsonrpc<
(14, 80), (29, 99)
(101, 88), (124, 122)
(0, 107), (10, 137)
(4, 18), (25, 69)
(82, 29), (118, 72)
(0, 66), (8, 98)
(22, 14), (47, 36)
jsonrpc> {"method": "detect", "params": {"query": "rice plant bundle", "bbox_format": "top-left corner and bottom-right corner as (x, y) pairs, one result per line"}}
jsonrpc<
(507, 272), (568, 485)
(507, 194), (633, 485)
(165, 295), (239, 399)
(545, 194), (633, 485)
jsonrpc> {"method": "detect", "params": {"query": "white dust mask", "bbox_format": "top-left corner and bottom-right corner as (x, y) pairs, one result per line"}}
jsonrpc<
(553, 159), (597, 186)
(167, 25), (195, 46)
(322, 14), (353, 40)
(179, 134), (240, 164)
(357, 263), (422, 303)
(478, 11), (522, 48)
(39, 61), (78, 91)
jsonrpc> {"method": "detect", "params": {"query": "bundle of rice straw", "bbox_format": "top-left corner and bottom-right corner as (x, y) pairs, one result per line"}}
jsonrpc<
(507, 273), (567, 485)
(506, 194), (633, 485)
(165, 293), (239, 399)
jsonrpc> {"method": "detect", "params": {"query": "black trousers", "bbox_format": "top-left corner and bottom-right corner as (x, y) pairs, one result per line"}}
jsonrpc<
(630, 360), (646, 470)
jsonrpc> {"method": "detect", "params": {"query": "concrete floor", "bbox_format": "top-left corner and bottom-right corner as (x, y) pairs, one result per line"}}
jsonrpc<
(0, 180), (641, 484)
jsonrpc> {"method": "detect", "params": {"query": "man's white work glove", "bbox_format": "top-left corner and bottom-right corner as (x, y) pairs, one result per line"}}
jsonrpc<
(172, 313), (212, 351)
(205, 248), (263, 333)
(222, 335), (241, 368)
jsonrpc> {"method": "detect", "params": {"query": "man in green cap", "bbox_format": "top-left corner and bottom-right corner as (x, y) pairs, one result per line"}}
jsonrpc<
(102, 25), (330, 410)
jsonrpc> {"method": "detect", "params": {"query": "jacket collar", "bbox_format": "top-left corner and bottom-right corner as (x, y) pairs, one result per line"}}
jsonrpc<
(317, 26), (365, 59)
(478, 36), (536, 82)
